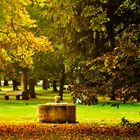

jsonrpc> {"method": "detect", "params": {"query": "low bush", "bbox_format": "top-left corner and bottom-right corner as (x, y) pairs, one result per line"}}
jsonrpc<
(71, 84), (98, 105)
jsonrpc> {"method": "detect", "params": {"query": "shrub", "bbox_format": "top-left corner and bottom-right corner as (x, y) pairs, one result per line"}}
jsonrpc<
(71, 84), (98, 105)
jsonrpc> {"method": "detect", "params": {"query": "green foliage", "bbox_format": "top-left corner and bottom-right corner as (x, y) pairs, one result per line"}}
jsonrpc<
(31, 45), (65, 81)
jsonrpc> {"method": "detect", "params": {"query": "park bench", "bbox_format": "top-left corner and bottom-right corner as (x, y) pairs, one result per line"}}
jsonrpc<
(4, 91), (22, 100)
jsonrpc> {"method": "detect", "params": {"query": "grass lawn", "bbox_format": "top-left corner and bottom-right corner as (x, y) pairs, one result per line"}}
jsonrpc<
(0, 85), (139, 125)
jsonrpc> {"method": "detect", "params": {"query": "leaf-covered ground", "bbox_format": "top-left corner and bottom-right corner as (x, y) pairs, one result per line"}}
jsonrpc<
(0, 123), (139, 139)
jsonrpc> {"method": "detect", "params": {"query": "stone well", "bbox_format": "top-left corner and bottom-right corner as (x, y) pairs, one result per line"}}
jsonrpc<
(37, 103), (76, 123)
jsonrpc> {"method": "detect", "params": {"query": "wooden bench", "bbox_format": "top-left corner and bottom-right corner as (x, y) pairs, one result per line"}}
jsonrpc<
(5, 91), (22, 100)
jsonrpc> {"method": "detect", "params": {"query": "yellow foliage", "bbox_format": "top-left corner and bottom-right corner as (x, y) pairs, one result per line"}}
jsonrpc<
(0, 0), (36, 35)
(0, 0), (51, 69)
(2, 31), (51, 68)
(1, 31), (51, 69)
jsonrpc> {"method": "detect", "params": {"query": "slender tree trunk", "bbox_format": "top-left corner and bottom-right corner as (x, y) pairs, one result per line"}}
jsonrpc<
(29, 78), (36, 98)
(0, 81), (1, 91)
(12, 79), (19, 91)
(94, 30), (100, 57)
(106, 23), (116, 51)
(136, 92), (140, 101)
(43, 79), (47, 90)
(4, 78), (8, 86)
(110, 91), (116, 100)
(53, 80), (58, 92)
(107, 24), (117, 101)
(21, 68), (29, 100)
(47, 81), (50, 88)
(59, 68), (65, 100)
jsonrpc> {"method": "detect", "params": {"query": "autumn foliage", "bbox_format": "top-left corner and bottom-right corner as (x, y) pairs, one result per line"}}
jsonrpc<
(0, 123), (139, 139)
(85, 33), (140, 102)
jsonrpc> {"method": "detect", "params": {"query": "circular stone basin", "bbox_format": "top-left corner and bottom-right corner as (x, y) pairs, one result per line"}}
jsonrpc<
(37, 103), (76, 123)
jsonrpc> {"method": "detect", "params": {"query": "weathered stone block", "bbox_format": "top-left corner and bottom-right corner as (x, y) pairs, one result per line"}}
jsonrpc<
(37, 103), (76, 123)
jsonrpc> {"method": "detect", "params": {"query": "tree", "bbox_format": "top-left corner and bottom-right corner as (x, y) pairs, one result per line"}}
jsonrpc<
(29, 78), (36, 98)
(32, 46), (66, 100)
(87, 31), (140, 101)
(0, 0), (51, 100)
(0, 55), (21, 91)
(28, 0), (140, 102)
(66, 0), (140, 101)
(83, 0), (140, 101)
(28, 0), (75, 100)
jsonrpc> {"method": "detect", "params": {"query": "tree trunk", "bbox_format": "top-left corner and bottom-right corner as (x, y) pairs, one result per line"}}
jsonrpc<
(110, 91), (116, 100)
(136, 92), (140, 101)
(106, 22), (116, 51)
(0, 80), (1, 91)
(43, 79), (47, 90)
(4, 78), (8, 86)
(59, 68), (65, 100)
(137, 98), (140, 101)
(53, 80), (58, 92)
(21, 68), (29, 100)
(12, 79), (19, 91)
(29, 78), (36, 98)
(94, 30), (100, 57)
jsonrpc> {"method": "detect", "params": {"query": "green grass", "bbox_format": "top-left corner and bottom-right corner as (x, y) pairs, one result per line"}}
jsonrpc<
(76, 102), (140, 124)
(0, 85), (140, 124)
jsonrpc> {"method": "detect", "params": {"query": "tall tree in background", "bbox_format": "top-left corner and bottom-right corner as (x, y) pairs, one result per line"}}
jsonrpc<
(30, 0), (140, 101)
(82, 0), (140, 101)
(32, 46), (66, 100)
(28, 0), (75, 99)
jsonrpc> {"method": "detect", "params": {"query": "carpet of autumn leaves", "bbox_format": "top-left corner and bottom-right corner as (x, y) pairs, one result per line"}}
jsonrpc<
(0, 123), (140, 139)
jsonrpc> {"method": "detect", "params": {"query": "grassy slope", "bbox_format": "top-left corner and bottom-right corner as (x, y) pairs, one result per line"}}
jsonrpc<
(0, 85), (139, 124)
